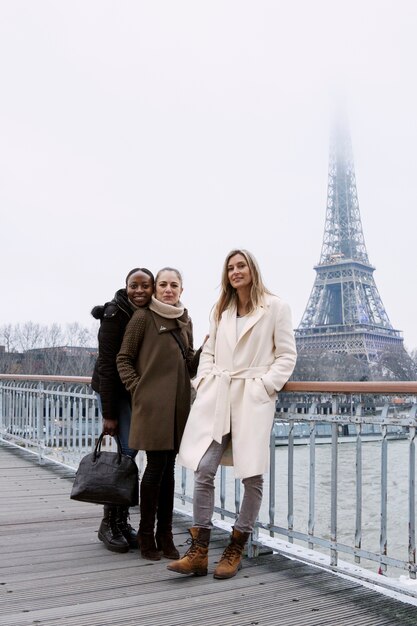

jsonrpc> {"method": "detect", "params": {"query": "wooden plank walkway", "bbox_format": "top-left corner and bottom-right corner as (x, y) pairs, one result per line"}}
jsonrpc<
(1, 441), (417, 626)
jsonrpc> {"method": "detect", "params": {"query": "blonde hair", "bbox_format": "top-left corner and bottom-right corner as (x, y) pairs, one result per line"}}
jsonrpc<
(213, 249), (272, 322)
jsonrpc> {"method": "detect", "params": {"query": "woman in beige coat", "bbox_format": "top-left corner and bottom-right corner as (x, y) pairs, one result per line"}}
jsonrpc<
(168, 249), (297, 579)
(117, 267), (202, 562)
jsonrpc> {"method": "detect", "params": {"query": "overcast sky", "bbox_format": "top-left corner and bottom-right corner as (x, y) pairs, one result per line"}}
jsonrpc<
(1, 0), (416, 354)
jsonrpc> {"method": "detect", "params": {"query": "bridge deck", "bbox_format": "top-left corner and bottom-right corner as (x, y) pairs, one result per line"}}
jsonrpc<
(1, 442), (417, 626)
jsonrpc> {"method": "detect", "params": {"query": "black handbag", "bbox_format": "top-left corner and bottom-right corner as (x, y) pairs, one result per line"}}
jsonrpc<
(70, 433), (139, 506)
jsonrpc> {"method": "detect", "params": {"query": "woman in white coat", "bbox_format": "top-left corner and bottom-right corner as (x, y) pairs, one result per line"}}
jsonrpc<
(168, 249), (297, 579)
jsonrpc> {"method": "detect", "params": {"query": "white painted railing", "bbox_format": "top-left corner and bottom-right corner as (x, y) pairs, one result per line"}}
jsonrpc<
(0, 375), (101, 466)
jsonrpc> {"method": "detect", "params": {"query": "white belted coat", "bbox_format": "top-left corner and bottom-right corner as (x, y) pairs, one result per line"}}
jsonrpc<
(177, 294), (297, 479)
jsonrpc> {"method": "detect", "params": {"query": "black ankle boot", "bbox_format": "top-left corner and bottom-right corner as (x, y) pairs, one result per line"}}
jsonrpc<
(116, 507), (138, 548)
(98, 505), (129, 553)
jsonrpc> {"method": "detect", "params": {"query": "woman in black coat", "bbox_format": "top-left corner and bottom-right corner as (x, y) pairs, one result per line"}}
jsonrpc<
(91, 267), (154, 553)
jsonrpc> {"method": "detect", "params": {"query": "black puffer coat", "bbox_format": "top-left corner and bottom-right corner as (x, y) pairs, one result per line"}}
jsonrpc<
(91, 289), (134, 421)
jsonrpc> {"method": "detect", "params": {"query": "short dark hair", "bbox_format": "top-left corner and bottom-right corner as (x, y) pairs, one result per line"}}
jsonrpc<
(125, 267), (155, 285)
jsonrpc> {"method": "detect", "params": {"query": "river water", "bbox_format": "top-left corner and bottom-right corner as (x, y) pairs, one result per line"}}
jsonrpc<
(266, 440), (411, 575)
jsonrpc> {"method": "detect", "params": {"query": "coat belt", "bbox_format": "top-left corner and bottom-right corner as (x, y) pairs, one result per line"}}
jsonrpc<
(211, 364), (269, 443)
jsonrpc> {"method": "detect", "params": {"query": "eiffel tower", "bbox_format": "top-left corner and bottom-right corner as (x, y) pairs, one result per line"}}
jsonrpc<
(295, 118), (409, 372)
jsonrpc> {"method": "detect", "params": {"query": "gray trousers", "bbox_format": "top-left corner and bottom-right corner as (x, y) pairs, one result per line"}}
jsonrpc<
(193, 434), (263, 534)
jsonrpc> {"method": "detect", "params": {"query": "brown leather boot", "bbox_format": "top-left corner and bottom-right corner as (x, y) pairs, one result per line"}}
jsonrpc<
(155, 473), (179, 559)
(138, 478), (161, 560)
(138, 532), (162, 561)
(213, 527), (250, 579)
(166, 527), (211, 576)
(156, 530), (180, 559)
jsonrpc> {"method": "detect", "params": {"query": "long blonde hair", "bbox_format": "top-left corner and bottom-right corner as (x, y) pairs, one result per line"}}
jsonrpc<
(213, 249), (272, 322)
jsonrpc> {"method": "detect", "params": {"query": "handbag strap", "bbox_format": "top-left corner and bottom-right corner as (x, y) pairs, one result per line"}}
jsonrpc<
(170, 328), (187, 360)
(94, 433), (123, 463)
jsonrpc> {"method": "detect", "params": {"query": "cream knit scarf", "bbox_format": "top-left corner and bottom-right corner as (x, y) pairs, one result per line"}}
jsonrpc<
(148, 296), (185, 319)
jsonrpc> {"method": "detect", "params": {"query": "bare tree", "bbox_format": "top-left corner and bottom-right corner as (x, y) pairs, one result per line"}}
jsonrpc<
(0, 324), (17, 353)
(65, 322), (92, 347)
(14, 322), (44, 352)
(0, 322), (97, 376)
(61, 323), (97, 376)
(44, 323), (65, 347)
(40, 324), (67, 375)
(410, 348), (417, 370)
(292, 348), (417, 382)
(373, 350), (417, 381)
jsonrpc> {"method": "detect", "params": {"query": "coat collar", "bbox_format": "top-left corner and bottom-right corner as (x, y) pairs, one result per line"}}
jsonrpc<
(238, 306), (266, 341)
(150, 310), (188, 334)
(222, 299), (267, 350)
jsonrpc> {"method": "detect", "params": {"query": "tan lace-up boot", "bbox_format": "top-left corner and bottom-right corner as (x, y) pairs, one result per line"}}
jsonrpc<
(166, 527), (211, 576)
(213, 527), (250, 579)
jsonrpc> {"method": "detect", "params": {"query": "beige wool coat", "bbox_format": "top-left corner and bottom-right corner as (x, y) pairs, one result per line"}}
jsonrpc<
(177, 294), (297, 479)
(116, 307), (198, 452)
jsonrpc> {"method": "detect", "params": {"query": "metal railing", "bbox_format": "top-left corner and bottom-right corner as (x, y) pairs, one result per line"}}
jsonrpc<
(1, 374), (417, 597)
(0, 375), (101, 466)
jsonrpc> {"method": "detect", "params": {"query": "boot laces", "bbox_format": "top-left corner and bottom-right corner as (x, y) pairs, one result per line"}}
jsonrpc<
(118, 510), (133, 532)
(221, 543), (242, 564)
(185, 538), (205, 558)
(110, 519), (123, 536)
(108, 510), (124, 536)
